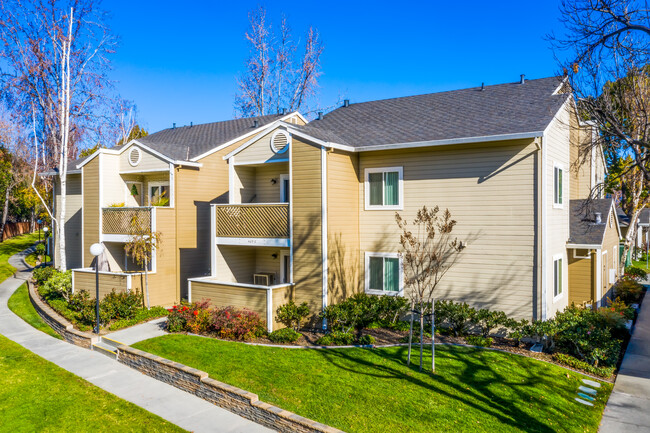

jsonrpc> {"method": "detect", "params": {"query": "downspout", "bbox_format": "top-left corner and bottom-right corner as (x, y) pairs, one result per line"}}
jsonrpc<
(321, 146), (328, 329)
(541, 133), (548, 321)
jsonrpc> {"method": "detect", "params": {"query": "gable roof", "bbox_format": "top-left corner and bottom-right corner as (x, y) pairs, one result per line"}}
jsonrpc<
(568, 198), (620, 247)
(295, 76), (569, 149)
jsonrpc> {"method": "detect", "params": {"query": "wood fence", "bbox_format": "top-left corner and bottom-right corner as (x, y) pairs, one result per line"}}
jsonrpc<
(2, 222), (37, 241)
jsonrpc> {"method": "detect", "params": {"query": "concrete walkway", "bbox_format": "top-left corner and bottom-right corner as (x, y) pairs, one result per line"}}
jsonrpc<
(600, 287), (650, 432)
(0, 248), (272, 433)
(105, 316), (168, 345)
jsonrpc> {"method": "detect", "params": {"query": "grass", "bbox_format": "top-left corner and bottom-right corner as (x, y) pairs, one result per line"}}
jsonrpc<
(8, 283), (63, 339)
(134, 334), (612, 433)
(24, 252), (51, 267)
(0, 334), (185, 432)
(632, 259), (650, 272)
(0, 232), (39, 282)
(108, 307), (168, 331)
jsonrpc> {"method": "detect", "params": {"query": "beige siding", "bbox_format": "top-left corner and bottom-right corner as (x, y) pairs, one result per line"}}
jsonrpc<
(254, 163), (289, 203)
(190, 282), (267, 319)
(53, 174), (83, 269)
(73, 270), (128, 299)
(568, 252), (593, 306)
(233, 166), (255, 203)
(358, 139), (538, 319)
(215, 245), (256, 283)
(546, 103), (571, 317)
(145, 207), (177, 306)
(235, 130), (290, 164)
(120, 145), (169, 172)
(291, 138), (323, 318)
(569, 107), (594, 200)
(102, 155), (124, 206)
(327, 149), (361, 305)
(104, 242), (126, 271)
(83, 158), (100, 268)
(601, 207), (621, 303)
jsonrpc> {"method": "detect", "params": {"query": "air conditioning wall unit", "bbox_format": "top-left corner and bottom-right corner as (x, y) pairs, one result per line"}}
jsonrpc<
(254, 272), (275, 286)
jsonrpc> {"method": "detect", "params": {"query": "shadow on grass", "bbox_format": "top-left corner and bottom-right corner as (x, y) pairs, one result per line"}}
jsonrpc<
(312, 345), (563, 433)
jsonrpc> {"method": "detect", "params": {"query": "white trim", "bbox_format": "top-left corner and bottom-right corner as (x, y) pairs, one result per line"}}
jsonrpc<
(211, 205), (217, 277)
(233, 158), (289, 166)
(188, 280), (192, 303)
(364, 252), (404, 295)
(595, 249), (602, 307)
(266, 288), (273, 333)
(271, 130), (291, 154)
(186, 277), (294, 291)
(553, 162), (564, 209)
(71, 268), (145, 277)
(126, 274), (132, 293)
(567, 243), (602, 249)
(541, 133), (548, 321)
(552, 254), (564, 303)
(280, 174), (289, 203)
(169, 163), (175, 208)
(128, 147), (142, 167)
(552, 76), (569, 95)
(321, 147), (328, 326)
(81, 165), (84, 267)
(364, 166), (404, 210)
(151, 207), (157, 273)
(228, 156), (235, 204)
(599, 250), (608, 307)
(215, 237), (290, 247)
(148, 181), (171, 207)
(119, 168), (169, 174)
(193, 112), (305, 162)
(99, 153), (104, 245)
(101, 234), (132, 243)
(289, 143), (294, 285)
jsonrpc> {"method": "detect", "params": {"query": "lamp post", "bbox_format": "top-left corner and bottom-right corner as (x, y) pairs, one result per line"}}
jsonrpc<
(43, 227), (49, 258)
(90, 243), (105, 334)
(37, 219), (42, 243)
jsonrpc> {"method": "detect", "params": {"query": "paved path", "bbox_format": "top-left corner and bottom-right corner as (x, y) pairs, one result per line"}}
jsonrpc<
(600, 287), (650, 432)
(105, 316), (168, 345)
(0, 248), (272, 433)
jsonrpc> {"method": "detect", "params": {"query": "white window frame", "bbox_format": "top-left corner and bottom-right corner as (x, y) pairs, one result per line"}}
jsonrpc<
(572, 249), (591, 259)
(364, 252), (403, 296)
(553, 163), (564, 209)
(553, 254), (563, 302)
(364, 166), (404, 210)
(280, 250), (290, 284)
(280, 174), (290, 203)
(148, 181), (171, 206)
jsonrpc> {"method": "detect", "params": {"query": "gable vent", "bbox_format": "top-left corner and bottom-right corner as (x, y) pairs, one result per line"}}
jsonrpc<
(128, 147), (142, 166)
(271, 131), (290, 154)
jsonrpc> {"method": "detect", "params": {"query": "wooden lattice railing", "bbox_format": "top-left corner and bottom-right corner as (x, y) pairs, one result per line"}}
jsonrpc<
(215, 204), (289, 238)
(102, 207), (152, 235)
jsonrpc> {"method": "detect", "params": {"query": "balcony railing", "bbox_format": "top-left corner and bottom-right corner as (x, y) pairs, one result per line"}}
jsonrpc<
(215, 203), (289, 238)
(102, 207), (152, 235)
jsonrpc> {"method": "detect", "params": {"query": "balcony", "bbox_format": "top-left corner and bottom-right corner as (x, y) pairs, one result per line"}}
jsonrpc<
(72, 268), (143, 300)
(102, 207), (153, 235)
(214, 204), (289, 245)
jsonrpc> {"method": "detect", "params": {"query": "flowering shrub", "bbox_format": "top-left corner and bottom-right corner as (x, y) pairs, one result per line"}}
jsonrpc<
(166, 301), (266, 341)
(615, 279), (644, 304)
(624, 265), (647, 282)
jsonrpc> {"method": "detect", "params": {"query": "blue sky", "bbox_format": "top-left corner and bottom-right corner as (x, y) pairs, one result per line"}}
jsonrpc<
(109, 0), (565, 133)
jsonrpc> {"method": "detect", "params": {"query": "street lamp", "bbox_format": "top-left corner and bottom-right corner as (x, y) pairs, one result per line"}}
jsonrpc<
(37, 219), (42, 243)
(90, 243), (105, 334)
(42, 227), (49, 258)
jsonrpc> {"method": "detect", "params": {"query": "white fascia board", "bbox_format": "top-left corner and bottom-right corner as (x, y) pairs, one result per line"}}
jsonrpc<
(552, 76), (569, 95)
(222, 120), (288, 161)
(566, 243), (601, 249)
(193, 112), (304, 162)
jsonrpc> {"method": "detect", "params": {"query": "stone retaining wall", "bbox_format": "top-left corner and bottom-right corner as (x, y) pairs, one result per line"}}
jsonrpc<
(27, 281), (97, 348)
(117, 345), (343, 433)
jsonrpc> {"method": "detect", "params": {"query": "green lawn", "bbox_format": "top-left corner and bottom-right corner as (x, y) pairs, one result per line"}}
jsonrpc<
(8, 283), (62, 339)
(24, 252), (51, 267)
(0, 232), (39, 282)
(632, 259), (650, 272)
(0, 334), (185, 432)
(134, 334), (612, 433)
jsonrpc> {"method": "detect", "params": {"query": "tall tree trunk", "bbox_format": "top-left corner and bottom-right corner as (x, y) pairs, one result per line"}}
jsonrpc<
(419, 301), (424, 372)
(29, 208), (35, 233)
(622, 206), (643, 272)
(0, 185), (10, 241)
(431, 300), (435, 372)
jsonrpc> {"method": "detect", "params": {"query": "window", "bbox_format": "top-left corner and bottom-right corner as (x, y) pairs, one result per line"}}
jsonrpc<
(149, 182), (170, 207)
(280, 174), (290, 203)
(365, 167), (403, 210)
(554, 165), (563, 207)
(365, 252), (402, 294)
(553, 255), (563, 299)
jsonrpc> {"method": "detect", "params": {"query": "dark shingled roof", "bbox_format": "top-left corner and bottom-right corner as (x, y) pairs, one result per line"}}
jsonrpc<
(134, 114), (284, 161)
(296, 76), (569, 147)
(617, 206), (630, 227)
(569, 199), (615, 246)
(639, 208), (650, 225)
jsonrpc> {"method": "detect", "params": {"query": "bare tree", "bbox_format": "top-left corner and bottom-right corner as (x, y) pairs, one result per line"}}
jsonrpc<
(395, 206), (463, 372)
(550, 0), (650, 266)
(0, 1), (115, 270)
(234, 7), (324, 118)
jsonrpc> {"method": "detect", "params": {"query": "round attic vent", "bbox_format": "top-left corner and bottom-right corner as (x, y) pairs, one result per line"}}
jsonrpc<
(128, 147), (142, 166)
(271, 130), (290, 154)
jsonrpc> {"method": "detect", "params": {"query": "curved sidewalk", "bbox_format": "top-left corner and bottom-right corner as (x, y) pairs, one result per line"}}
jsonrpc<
(600, 287), (650, 432)
(0, 248), (272, 433)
